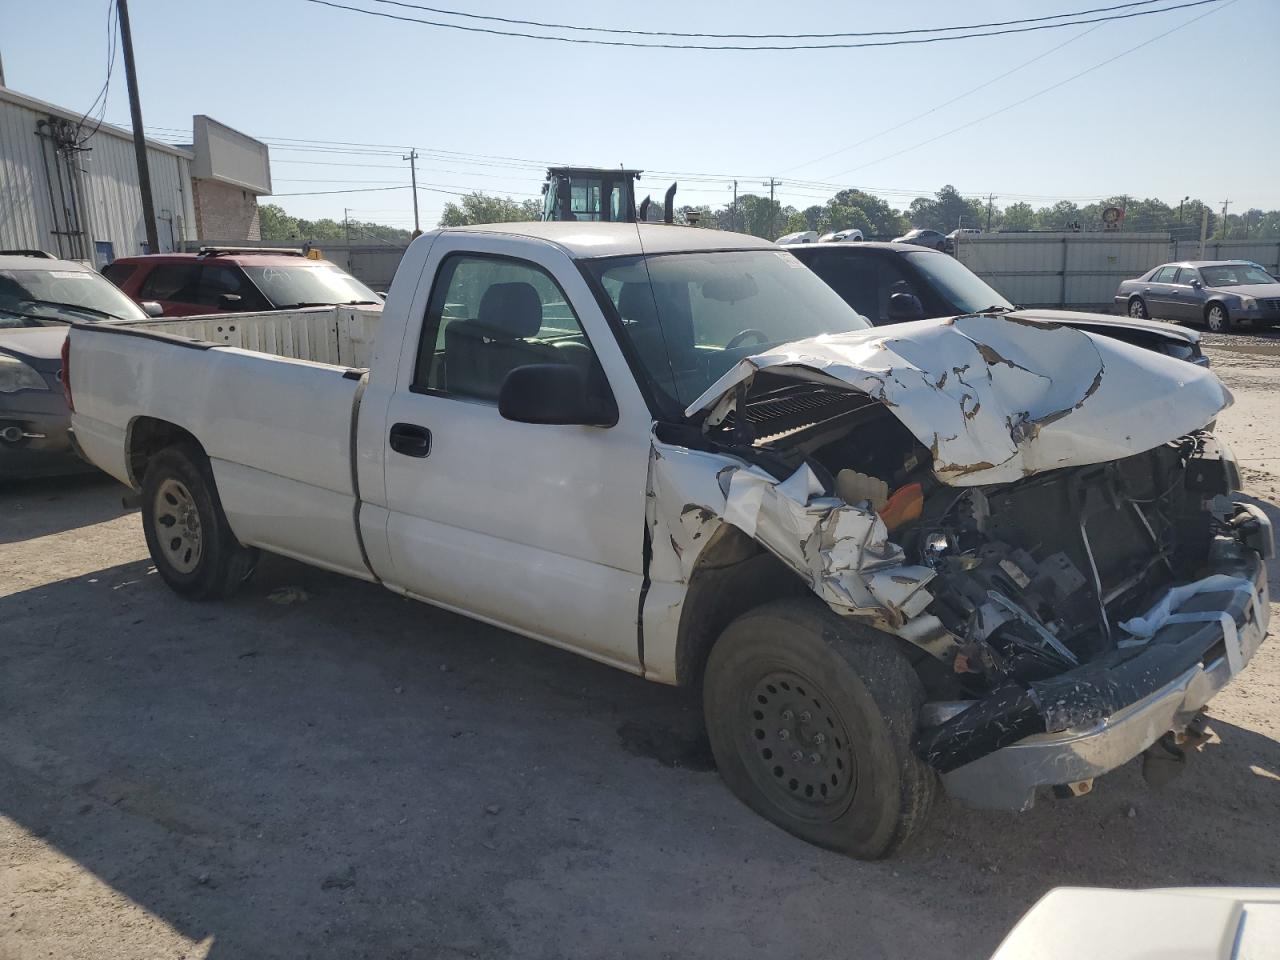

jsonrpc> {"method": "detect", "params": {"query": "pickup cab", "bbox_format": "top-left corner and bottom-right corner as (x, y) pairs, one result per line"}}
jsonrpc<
(66, 223), (1272, 859)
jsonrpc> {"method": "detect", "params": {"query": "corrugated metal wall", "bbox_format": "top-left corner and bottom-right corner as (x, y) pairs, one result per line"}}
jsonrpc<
(1172, 239), (1280, 273)
(0, 88), (195, 263)
(958, 233), (1184, 309)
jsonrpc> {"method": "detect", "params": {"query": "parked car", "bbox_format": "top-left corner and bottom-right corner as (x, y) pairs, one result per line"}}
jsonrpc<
(103, 247), (382, 317)
(0, 250), (148, 478)
(946, 227), (981, 243)
(1115, 260), (1280, 332)
(66, 223), (1269, 858)
(775, 230), (819, 245)
(892, 227), (949, 251)
(817, 228), (864, 242)
(787, 241), (1207, 365)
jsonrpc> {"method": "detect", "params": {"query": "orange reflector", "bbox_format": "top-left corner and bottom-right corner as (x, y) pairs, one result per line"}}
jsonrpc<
(877, 482), (923, 532)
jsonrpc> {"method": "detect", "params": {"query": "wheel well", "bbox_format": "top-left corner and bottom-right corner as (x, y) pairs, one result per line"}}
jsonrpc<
(673, 526), (807, 689)
(126, 417), (204, 487)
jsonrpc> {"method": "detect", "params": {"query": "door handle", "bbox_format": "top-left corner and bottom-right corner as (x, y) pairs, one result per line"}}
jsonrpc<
(389, 422), (431, 458)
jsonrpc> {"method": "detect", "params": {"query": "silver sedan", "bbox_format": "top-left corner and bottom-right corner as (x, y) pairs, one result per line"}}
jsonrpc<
(1115, 260), (1280, 333)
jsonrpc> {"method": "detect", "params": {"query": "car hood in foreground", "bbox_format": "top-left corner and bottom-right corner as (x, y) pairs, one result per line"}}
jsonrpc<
(990, 886), (1280, 960)
(1009, 307), (1198, 343)
(685, 313), (1229, 486)
(0, 326), (69, 370)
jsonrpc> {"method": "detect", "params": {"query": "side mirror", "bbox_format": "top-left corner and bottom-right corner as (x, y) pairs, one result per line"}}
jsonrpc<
(376, 291), (388, 301)
(498, 364), (617, 427)
(140, 300), (163, 317)
(1190, 279), (1203, 289)
(218, 293), (243, 310)
(887, 291), (925, 322)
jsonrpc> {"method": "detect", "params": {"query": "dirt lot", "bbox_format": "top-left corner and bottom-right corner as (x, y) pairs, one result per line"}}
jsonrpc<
(3, 338), (1279, 960)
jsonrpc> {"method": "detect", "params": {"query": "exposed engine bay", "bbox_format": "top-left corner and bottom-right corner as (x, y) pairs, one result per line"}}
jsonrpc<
(695, 370), (1270, 772)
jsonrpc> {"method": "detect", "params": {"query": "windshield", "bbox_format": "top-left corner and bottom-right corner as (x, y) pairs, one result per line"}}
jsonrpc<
(904, 250), (1014, 313)
(1200, 264), (1277, 287)
(585, 249), (872, 413)
(0, 267), (147, 322)
(241, 263), (380, 308)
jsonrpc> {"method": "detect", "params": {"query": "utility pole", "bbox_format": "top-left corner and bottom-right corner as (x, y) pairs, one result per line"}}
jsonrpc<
(1198, 207), (1210, 259)
(116, 0), (159, 254)
(1219, 199), (1231, 240)
(985, 194), (996, 233)
(732, 180), (738, 233)
(762, 178), (781, 238)
(344, 207), (351, 243)
(403, 148), (421, 236)
(1179, 195), (1189, 224)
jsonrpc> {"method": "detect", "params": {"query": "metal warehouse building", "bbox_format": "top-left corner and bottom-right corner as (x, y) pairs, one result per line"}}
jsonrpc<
(0, 85), (270, 267)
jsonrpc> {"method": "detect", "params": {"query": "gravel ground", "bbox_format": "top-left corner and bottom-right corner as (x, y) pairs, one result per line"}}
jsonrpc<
(2, 339), (1279, 960)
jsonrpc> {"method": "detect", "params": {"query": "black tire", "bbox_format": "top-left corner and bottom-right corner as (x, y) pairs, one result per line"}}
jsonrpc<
(1127, 296), (1149, 319)
(141, 443), (259, 599)
(1206, 302), (1232, 333)
(703, 598), (936, 859)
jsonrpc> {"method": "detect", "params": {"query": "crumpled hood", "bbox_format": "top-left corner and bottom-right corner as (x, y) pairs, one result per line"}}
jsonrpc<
(685, 313), (1230, 486)
(1009, 307), (1197, 344)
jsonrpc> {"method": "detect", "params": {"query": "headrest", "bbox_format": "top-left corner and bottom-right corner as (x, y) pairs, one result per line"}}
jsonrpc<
(617, 283), (659, 327)
(476, 282), (543, 339)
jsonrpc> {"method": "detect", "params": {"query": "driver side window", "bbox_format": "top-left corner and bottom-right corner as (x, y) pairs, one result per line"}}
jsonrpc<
(412, 253), (608, 405)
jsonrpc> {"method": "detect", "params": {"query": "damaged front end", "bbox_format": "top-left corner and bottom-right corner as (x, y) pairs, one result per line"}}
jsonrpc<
(668, 315), (1271, 811)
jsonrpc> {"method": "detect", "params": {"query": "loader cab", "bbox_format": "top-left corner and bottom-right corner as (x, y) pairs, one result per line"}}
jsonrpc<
(541, 167), (676, 224)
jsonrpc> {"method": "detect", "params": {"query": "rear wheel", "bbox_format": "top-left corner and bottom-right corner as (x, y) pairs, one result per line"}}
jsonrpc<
(703, 599), (936, 859)
(1128, 296), (1149, 319)
(141, 443), (258, 599)
(1206, 302), (1231, 333)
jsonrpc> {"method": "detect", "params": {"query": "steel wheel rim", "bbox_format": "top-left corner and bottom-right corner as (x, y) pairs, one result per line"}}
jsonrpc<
(154, 477), (203, 574)
(743, 669), (857, 821)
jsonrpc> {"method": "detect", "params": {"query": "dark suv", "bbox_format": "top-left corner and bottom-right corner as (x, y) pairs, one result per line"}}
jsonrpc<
(787, 241), (1207, 365)
(103, 247), (381, 317)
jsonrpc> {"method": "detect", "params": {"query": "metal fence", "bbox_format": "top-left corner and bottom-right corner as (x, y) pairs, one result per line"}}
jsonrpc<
(956, 234), (1280, 310)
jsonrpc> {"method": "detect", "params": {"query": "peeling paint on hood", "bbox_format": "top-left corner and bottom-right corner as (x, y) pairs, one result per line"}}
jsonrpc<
(685, 314), (1231, 486)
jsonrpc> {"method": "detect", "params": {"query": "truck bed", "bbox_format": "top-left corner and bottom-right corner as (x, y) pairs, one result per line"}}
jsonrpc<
(69, 310), (376, 581)
(116, 305), (381, 368)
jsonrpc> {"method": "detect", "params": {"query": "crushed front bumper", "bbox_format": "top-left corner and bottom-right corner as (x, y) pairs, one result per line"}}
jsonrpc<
(929, 540), (1270, 812)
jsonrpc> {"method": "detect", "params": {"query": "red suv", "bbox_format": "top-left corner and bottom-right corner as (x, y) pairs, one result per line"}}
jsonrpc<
(102, 247), (382, 317)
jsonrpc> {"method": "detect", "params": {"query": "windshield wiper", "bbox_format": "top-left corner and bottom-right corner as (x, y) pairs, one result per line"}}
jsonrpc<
(977, 304), (1015, 314)
(18, 298), (123, 321)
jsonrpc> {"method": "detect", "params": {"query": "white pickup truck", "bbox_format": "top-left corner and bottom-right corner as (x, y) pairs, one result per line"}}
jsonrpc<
(67, 223), (1272, 858)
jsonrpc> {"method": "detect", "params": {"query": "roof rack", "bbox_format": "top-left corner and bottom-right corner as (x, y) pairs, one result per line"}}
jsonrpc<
(0, 249), (57, 259)
(196, 246), (305, 258)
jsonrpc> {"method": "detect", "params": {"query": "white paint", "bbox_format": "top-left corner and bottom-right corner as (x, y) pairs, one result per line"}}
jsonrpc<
(990, 886), (1280, 960)
(685, 313), (1230, 486)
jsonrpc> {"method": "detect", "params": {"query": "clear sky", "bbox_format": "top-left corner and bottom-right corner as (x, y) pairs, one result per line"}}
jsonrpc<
(3, 0), (1277, 228)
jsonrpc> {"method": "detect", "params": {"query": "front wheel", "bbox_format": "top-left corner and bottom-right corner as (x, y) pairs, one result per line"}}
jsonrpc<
(702, 599), (936, 859)
(1128, 296), (1149, 319)
(1206, 303), (1231, 333)
(141, 443), (259, 599)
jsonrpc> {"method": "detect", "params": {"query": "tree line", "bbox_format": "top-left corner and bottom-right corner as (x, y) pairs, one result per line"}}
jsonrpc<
(260, 187), (1280, 243)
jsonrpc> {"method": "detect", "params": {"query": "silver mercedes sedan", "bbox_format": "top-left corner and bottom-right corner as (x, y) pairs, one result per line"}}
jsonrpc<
(1115, 260), (1280, 332)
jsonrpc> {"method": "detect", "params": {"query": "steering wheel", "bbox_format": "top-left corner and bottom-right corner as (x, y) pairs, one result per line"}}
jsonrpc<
(725, 328), (769, 350)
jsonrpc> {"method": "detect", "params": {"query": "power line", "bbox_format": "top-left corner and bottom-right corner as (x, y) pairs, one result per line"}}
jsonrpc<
(298, 0), (1227, 51)
(75, 0), (120, 145)
(825, 0), (1237, 178)
(780, 21), (1106, 175)
(358, 0), (1171, 39)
